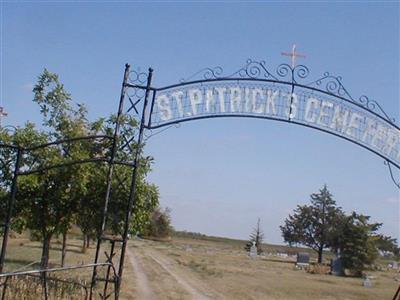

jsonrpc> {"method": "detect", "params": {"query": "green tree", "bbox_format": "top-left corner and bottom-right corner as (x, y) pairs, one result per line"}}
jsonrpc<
(280, 185), (343, 263)
(374, 235), (399, 256)
(331, 212), (381, 276)
(6, 124), (59, 270)
(245, 218), (264, 254)
(75, 161), (106, 253)
(77, 114), (159, 240)
(0, 125), (49, 237)
(0, 128), (16, 235)
(1, 69), (160, 269)
(30, 69), (91, 268)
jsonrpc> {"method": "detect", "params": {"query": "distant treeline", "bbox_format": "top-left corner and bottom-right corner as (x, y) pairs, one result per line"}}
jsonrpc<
(172, 230), (317, 256)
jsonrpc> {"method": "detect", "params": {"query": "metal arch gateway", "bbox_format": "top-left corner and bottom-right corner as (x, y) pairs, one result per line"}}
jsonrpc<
(125, 59), (399, 300)
(0, 59), (398, 300)
(127, 59), (400, 176)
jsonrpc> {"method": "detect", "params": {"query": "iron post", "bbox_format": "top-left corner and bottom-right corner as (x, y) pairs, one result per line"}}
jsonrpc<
(115, 68), (153, 299)
(0, 147), (22, 274)
(90, 63), (131, 299)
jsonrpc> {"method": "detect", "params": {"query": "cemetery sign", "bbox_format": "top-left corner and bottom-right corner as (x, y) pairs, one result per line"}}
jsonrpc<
(137, 59), (400, 171)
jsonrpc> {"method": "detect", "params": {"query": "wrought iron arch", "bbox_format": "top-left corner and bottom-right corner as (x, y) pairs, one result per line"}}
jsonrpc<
(126, 59), (400, 186)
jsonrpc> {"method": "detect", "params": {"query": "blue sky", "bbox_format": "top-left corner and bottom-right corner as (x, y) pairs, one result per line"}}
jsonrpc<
(1, 1), (399, 244)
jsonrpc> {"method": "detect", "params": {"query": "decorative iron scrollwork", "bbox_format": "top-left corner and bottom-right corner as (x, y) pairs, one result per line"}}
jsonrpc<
(233, 59), (278, 80)
(358, 95), (396, 123)
(385, 160), (400, 189)
(306, 74), (396, 124)
(276, 63), (309, 83)
(180, 66), (223, 82)
(126, 69), (148, 116)
(306, 72), (353, 100)
(180, 59), (278, 82)
(178, 59), (396, 124)
(128, 69), (148, 85)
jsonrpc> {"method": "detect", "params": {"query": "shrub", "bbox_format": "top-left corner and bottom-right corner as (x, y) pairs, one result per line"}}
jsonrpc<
(143, 207), (172, 238)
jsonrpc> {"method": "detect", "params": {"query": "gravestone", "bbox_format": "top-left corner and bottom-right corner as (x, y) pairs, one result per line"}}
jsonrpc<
(277, 252), (288, 258)
(388, 261), (399, 269)
(363, 277), (373, 288)
(249, 241), (257, 258)
(331, 257), (344, 276)
(296, 252), (310, 267)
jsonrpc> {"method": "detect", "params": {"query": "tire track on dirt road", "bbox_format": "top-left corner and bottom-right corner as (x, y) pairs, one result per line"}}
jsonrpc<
(127, 248), (158, 300)
(146, 250), (215, 300)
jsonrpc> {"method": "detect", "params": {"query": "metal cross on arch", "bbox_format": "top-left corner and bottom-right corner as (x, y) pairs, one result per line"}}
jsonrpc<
(281, 44), (306, 68)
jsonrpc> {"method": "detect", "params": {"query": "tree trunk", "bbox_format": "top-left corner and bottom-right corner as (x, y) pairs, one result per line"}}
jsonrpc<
(40, 234), (52, 270)
(318, 246), (323, 263)
(86, 235), (90, 249)
(82, 233), (87, 253)
(61, 232), (67, 267)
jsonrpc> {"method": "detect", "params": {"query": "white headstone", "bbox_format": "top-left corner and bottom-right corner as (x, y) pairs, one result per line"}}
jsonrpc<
(249, 241), (257, 257)
(363, 277), (373, 288)
(388, 261), (399, 269)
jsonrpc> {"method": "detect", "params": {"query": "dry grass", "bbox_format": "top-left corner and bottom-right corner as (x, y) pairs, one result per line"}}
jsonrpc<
(2, 234), (399, 299)
(1, 233), (133, 299)
(128, 236), (400, 300)
(0, 273), (90, 299)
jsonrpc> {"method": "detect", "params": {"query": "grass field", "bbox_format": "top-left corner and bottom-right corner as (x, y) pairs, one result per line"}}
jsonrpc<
(1, 233), (399, 299)
(0, 234), (133, 299)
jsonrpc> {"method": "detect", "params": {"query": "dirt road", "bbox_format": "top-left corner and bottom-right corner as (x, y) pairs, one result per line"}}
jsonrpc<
(126, 248), (158, 300)
(127, 243), (218, 299)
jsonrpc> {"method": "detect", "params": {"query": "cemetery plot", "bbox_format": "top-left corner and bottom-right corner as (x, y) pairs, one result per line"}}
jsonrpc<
(124, 236), (398, 300)
(2, 228), (399, 299)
